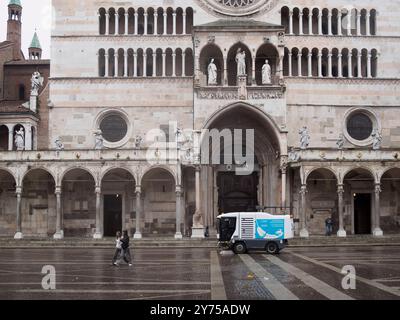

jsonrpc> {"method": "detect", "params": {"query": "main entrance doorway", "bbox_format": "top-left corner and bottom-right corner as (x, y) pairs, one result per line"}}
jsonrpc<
(217, 172), (258, 214)
(104, 194), (122, 237)
(354, 193), (372, 234)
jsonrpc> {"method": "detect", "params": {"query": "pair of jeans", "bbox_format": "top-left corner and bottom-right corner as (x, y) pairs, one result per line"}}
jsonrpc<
(122, 248), (132, 264)
(326, 225), (333, 236)
(112, 248), (122, 264)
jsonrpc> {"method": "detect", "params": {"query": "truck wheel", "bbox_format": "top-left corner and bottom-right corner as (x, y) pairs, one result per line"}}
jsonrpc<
(266, 242), (279, 255)
(233, 242), (247, 254)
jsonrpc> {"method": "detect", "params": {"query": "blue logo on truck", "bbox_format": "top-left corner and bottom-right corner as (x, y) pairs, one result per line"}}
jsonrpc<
(255, 219), (285, 240)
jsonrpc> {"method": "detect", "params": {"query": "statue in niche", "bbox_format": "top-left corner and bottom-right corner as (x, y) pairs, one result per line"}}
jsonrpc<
(262, 59), (272, 85)
(14, 127), (25, 151)
(134, 135), (143, 149)
(207, 58), (218, 85)
(236, 48), (247, 77)
(337, 134), (345, 150)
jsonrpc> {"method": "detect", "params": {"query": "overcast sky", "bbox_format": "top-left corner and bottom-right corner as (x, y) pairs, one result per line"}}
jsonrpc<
(0, 0), (51, 58)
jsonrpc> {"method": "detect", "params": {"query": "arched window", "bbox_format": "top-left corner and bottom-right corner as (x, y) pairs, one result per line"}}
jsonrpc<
(18, 84), (25, 100)
(199, 44), (223, 86)
(98, 49), (105, 77)
(185, 8), (194, 34)
(184, 48), (194, 76)
(0, 125), (8, 151)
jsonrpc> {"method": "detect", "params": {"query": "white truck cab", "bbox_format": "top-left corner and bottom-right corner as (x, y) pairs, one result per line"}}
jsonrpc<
(217, 212), (294, 254)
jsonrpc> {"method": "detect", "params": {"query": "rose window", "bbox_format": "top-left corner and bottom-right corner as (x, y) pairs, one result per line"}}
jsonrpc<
(218, 0), (255, 7)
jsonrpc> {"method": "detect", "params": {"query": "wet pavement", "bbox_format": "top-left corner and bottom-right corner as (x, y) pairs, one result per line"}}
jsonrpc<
(0, 246), (399, 300)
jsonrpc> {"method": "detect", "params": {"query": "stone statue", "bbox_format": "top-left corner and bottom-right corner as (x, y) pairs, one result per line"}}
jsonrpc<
(54, 137), (64, 151)
(134, 135), (143, 149)
(372, 129), (382, 150)
(262, 59), (272, 85)
(337, 134), (345, 150)
(14, 128), (25, 151)
(31, 71), (44, 96)
(299, 126), (310, 150)
(193, 211), (204, 228)
(236, 48), (246, 76)
(207, 58), (218, 85)
(288, 147), (299, 161)
(94, 130), (104, 150)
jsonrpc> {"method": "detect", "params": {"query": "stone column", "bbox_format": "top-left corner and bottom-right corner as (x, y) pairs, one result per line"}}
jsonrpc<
(14, 186), (23, 239)
(357, 12), (361, 36)
(299, 13), (303, 35)
(288, 53), (292, 77)
(133, 53), (138, 77)
(25, 125), (32, 151)
(172, 12), (177, 35)
(124, 13), (128, 35)
(182, 53), (186, 76)
(192, 166), (204, 238)
(318, 13), (322, 35)
(328, 12), (332, 35)
(7, 124), (13, 151)
(328, 53), (332, 77)
(124, 52), (128, 77)
(115, 12), (119, 35)
(93, 186), (102, 239)
(175, 186), (183, 239)
(105, 53), (109, 77)
(54, 186), (63, 239)
(300, 185), (309, 237)
(163, 13), (167, 35)
(252, 55), (256, 85)
(134, 186), (142, 239)
(318, 53), (322, 77)
(373, 183), (383, 236)
(152, 53), (157, 77)
(143, 53), (147, 77)
(281, 165), (287, 209)
(347, 11), (352, 36)
(338, 53), (343, 77)
(172, 53), (176, 77)
(337, 184), (346, 237)
(134, 13), (138, 35)
(154, 13), (158, 35)
(279, 55), (284, 79)
(297, 53), (302, 77)
(289, 10), (293, 35)
(366, 13), (371, 36)
(308, 53), (312, 77)
(308, 12), (313, 35)
(337, 11), (342, 35)
(348, 53), (353, 78)
(357, 52), (362, 78)
(144, 13), (148, 35)
(114, 53), (118, 77)
(106, 13), (110, 35)
(223, 56), (228, 85)
(367, 53), (372, 78)
(162, 52), (166, 76)
(182, 13), (187, 34)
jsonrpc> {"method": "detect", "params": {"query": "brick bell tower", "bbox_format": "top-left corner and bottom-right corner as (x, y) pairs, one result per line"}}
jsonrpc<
(7, 0), (23, 60)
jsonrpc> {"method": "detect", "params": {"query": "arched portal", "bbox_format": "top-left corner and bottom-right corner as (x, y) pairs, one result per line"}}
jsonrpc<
(380, 168), (400, 234)
(344, 168), (375, 235)
(201, 103), (283, 227)
(62, 168), (96, 237)
(22, 169), (56, 237)
(141, 167), (177, 236)
(101, 168), (136, 237)
(0, 169), (16, 236)
(305, 169), (338, 235)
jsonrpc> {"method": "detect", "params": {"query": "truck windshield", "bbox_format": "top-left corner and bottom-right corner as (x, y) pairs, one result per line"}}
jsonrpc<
(219, 217), (237, 241)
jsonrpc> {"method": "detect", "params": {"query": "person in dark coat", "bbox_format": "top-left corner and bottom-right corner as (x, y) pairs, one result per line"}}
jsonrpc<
(120, 230), (133, 266)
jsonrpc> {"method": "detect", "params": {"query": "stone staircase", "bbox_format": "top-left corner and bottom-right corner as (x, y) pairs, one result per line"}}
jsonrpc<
(0, 235), (399, 248)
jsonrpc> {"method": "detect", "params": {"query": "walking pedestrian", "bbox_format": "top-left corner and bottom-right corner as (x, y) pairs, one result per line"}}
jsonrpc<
(121, 230), (133, 267)
(325, 217), (333, 236)
(111, 231), (122, 266)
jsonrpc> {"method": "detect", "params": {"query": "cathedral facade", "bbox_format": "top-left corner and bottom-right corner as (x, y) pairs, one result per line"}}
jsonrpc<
(0, 0), (399, 239)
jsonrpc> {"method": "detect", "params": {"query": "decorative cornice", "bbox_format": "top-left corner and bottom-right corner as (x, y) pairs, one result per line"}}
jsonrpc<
(50, 77), (194, 84)
(285, 77), (400, 85)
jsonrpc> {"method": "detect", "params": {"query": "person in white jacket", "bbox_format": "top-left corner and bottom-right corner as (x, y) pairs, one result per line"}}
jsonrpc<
(112, 231), (122, 266)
